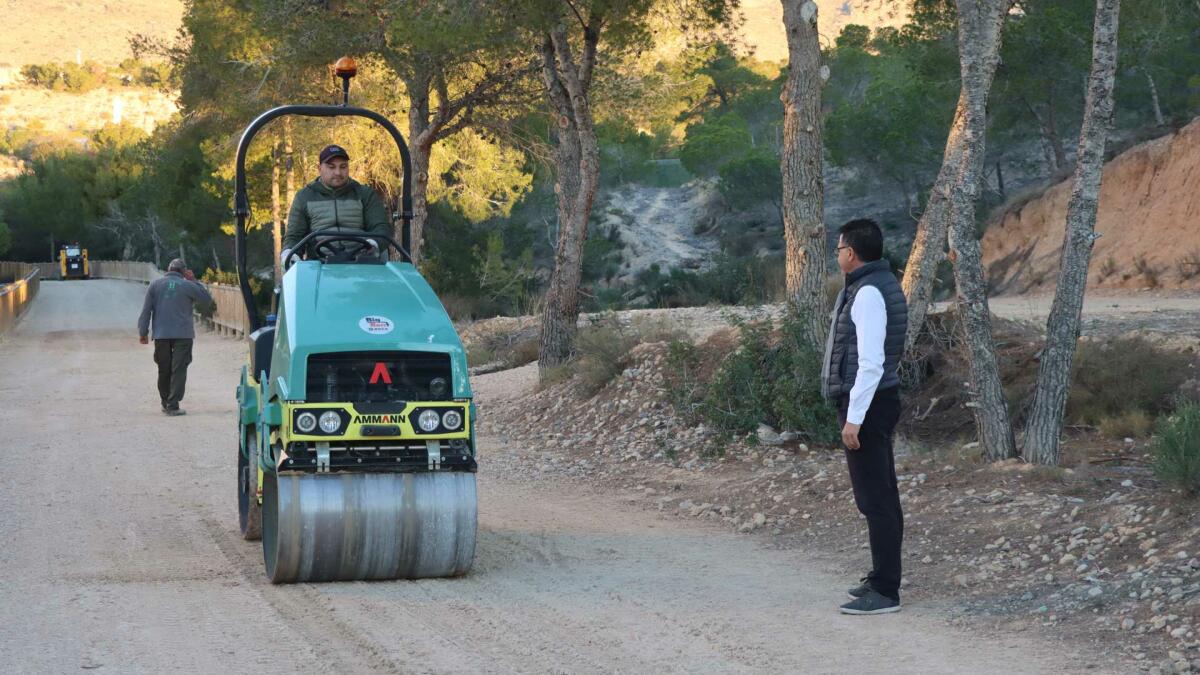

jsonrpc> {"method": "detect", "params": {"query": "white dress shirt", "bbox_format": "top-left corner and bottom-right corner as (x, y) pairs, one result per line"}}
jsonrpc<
(846, 285), (887, 425)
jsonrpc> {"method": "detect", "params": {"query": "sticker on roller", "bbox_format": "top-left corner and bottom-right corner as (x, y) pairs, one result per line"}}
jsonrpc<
(359, 315), (394, 335)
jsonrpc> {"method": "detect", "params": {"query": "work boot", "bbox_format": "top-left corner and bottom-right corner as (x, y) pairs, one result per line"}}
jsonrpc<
(839, 589), (901, 615)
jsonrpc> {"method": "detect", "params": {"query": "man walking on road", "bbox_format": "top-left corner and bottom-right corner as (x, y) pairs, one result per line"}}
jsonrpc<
(822, 218), (909, 615)
(137, 258), (214, 416)
(281, 144), (391, 264)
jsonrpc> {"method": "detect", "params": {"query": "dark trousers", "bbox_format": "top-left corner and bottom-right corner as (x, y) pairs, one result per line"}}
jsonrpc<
(153, 339), (193, 409)
(838, 387), (903, 600)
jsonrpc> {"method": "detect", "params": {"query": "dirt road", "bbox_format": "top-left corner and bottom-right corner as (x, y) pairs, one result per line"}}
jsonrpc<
(0, 280), (1107, 673)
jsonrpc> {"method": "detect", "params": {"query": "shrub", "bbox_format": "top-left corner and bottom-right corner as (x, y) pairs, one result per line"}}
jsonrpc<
(1067, 337), (1192, 427)
(1152, 400), (1200, 495)
(668, 313), (838, 443)
(1097, 255), (1118, 282)
(1132, 255), (1160, 287)
(574, 315), (639, 396)
(1098, 410), (1154, 439)
(1176, 249), (1200, 281)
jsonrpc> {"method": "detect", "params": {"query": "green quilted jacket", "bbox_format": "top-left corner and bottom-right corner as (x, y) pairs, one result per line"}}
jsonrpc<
(283, 178), (391, 250)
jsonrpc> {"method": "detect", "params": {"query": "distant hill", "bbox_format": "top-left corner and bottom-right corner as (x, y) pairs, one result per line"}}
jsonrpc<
(0, 1), (905, 71)
(0, 0), (183, 67)
(738, 0), (912, 62)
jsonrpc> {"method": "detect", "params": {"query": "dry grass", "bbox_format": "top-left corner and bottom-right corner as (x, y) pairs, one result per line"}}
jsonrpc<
(0, 1), (183, 66)
(1132, 254), (1160, 287)
(1176, 249), (1200, 281)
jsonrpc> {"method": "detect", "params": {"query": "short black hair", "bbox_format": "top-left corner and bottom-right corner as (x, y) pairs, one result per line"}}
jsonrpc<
(838, 218), (883, 262)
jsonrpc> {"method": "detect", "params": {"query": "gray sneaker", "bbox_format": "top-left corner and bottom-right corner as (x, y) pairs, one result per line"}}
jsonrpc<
(839, 589), (901, 615)
(163, 408), (186, 416)
(847, 577), (873, 600)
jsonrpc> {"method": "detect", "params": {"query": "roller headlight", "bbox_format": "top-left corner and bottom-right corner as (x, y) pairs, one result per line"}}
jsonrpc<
(441, 409), (463, 431)
(319, 411), (343, 434)
(418, 409), (441, 432)
(296, 411), (317, 433)
(430, 377), (448, 398)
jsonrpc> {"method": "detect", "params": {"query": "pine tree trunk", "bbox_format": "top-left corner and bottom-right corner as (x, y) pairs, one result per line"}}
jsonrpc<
(538, 26), (601, 375)
(284, 118), (295, 222)
(780, 0), (828, 348)
(947, 0), (1017, 462)
(1144, 70), (1164, 126)
(1024, 0), (1121, 466)
(408, 140), (433, 263)
(902, 101), (966, 355)
(271, 138), (282, 285)
(404, 71), (434, 264)
(1045, 97), (1067, 171)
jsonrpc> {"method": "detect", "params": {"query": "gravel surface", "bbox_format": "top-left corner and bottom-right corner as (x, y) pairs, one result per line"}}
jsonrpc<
(0, 280), (1109, 673)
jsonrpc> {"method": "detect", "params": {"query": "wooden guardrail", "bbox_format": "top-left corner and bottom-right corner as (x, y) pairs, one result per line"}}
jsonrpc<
(86, 260), (251, 337)
(0, 262), (40, 337)
(0, 259), (253, 339)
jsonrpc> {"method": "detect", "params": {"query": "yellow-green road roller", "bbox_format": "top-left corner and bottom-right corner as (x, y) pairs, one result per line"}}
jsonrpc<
(233, 59), (476, 583)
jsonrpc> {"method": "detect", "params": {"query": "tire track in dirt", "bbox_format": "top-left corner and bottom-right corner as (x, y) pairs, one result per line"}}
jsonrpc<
(201, 517), (411, 674)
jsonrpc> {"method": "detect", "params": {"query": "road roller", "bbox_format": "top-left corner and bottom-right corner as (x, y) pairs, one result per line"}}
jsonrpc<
(233, 58), (477, 583)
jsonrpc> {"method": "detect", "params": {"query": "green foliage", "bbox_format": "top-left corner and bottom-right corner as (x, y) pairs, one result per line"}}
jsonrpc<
(201, 268), (271, 311)
(473, 231), (536, 313)
(21, 61), (107, 93)
(824, 24), (956, 196)
(718, 149), (781, 211)
(1152, 400), (1200, 495)
(0, 209), (10, 257)
(679, 114), (752, 176)
(597, 120), (659, 186)
(582, 225), (624, 285)
(666, 314), (838, 443)
(574, 315), (639, 396)
(1067, 337), (1193, 427)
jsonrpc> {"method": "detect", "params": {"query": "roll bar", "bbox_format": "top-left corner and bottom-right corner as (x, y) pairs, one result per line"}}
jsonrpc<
(233, 104), (413, 332)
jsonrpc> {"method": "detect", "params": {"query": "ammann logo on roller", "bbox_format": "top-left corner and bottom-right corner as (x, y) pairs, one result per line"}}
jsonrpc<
(353, 413), (406, 425)
(359, 315), (394, 335)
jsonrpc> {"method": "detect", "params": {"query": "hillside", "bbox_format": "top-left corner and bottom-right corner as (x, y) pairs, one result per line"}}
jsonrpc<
(739, 0), (912, 62)
(982, 118), (1200, 294)
(0, 0), (183, 67)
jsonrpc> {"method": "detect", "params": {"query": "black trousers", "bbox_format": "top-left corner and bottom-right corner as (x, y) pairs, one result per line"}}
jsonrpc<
(153, 339), (193, 409)
(838, 386), (903, 600)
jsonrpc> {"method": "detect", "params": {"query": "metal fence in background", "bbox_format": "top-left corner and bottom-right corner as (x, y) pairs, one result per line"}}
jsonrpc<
(0, 259), (251, 339)
(0, 262), (40, 337)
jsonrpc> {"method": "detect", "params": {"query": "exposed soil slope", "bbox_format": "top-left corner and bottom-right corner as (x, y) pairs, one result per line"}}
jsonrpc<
(983, 118), (1200, 294)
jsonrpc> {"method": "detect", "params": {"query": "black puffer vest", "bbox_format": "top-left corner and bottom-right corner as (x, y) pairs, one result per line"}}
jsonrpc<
(823, 259), (908, 399)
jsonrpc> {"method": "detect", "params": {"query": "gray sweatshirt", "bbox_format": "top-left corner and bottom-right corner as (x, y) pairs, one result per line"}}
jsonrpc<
(137, 272), (214, 340)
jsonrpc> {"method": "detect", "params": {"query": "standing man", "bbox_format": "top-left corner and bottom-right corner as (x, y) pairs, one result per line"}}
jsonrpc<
(138, 259), (214, 416)
(822, 218), (909, 615)
(281, 144), (391, 263)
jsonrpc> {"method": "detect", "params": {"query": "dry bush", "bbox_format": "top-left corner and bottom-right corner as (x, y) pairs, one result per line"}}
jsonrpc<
(630, 315), (688, 344)
(1067, 337), (1193, 427)
(440, 293), (479, 321)
(824, 274), (842, 308)
(1176, 249), (1200, 281)
(574, 316), (639, 396)
(1132, 255), (1160, 288)
(1097, 255), (1118, 282)
(1098, 410), (1155, 439)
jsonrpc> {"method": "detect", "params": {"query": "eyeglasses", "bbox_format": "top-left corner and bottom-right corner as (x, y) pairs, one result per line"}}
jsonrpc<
(836, 245), (851, 253)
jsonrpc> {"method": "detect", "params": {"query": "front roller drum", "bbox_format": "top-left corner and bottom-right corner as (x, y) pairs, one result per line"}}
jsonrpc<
(262, 471), (477, 583)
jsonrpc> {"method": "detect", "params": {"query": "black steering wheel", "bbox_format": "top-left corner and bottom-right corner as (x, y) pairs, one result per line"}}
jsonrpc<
(283, 228), (411, 270)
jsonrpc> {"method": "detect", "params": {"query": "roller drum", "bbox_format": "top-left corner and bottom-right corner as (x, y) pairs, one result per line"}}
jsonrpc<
(262, 471), (477, 583)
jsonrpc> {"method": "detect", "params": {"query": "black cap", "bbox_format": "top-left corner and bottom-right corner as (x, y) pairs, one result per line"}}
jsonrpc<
(319, 144), (350, 164)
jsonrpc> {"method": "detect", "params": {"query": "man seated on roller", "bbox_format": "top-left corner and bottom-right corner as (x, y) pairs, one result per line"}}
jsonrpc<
(281, 144), (391, 263)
